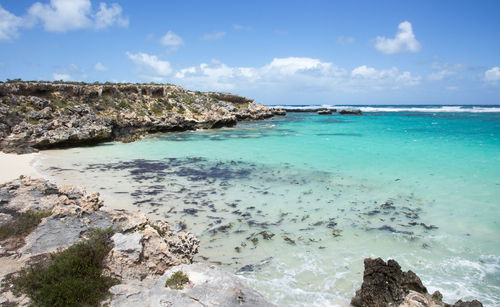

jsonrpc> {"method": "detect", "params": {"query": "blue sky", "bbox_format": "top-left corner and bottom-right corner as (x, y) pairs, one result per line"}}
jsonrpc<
(1, 0), (499, 105)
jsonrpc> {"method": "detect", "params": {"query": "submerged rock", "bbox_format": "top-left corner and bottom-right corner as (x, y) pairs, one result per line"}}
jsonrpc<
(351, 258), (483, 307)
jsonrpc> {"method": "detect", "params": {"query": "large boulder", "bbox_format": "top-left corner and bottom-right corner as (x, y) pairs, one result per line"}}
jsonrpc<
(351, 258), (483, 307)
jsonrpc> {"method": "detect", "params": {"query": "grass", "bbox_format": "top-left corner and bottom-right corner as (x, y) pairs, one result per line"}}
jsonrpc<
(28, 118), (39, 125)
(118, 100), (128, 109)
(0, 210), (52, 241)
(9, 228), (118, 307)
(165, 271), (189, 290)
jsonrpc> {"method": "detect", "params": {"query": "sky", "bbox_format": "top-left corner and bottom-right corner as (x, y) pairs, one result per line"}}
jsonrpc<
(1, 0), (499, 105)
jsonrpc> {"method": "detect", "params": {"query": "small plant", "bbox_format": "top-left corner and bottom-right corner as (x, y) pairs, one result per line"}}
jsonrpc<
(118, 100), (128, 109)
(0, 210), (51, 241)
(165, 271), (189, 290)
(28, 118), (39, 125)
(9, 228), (117, 307)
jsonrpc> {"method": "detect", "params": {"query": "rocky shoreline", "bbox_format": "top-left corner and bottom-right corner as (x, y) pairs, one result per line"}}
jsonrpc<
(0, 81), (484, 306)
(0, 178), (484, 307)
(0, 81), (284, 154)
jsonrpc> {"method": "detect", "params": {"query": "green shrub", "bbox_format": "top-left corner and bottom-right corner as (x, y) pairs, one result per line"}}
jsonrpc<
(118, 100), (128, 109)
(10, 228), (118, 307)
(0, 210), (51, 241)
(165, 271), (189, 290)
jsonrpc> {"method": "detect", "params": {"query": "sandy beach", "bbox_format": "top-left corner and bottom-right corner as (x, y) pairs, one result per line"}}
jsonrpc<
(0, 152), (40, 184)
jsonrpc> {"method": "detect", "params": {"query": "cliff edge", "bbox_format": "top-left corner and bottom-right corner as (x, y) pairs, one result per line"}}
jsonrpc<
(0, 81), (282, 154)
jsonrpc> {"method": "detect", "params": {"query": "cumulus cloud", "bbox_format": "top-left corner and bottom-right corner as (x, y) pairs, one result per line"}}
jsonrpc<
(28, 0), (128, 32)
(202, 31), (226, 40)
(94, 2), (129, 29)
(159, 30), (183, 49)
(126, 52), (172, 80)
(375, 21), (421, 54)
(0, 5), (23, 41)
(168, 57), (419, 92)
(484, 66), (500, 83)
(94, 62), (108, 71)
(351, 65), (421, 87)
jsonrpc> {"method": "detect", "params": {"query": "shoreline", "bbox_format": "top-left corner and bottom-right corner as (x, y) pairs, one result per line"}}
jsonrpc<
(0, 152), (40, 184)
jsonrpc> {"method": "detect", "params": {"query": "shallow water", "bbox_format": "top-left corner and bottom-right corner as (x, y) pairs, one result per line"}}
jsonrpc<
(36, 110), (500, 306)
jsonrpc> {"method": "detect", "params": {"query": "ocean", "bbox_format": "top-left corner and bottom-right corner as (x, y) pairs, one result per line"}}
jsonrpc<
(34, 105), (500, 306)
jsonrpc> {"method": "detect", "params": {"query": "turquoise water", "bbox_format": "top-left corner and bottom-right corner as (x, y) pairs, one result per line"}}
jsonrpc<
(36, 107), (500, 306)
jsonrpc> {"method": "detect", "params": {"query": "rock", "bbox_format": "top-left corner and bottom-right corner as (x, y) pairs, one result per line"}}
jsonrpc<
(339, 109), (362, 115)
(351, 258), (483, 307)
(0, 177), (200, 305)
(107, 263), (277, 307)
(317, 109), (332, 115)
(0, 82), (278, 154)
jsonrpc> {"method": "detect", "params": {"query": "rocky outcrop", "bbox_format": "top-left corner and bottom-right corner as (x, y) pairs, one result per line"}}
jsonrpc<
(351, 258), (483, 307)
(339, 109), (362, 115)
(107, 263), (278, 307)
(0, 177), (200, 305)
(0, 81), (283, 154)
(317, 109), (333, 115)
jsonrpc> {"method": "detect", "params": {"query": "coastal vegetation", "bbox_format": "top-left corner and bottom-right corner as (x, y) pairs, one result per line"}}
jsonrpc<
(7, 228), (117, 307)
(0, 209), (51, 245)
(164, 271), (190, 290)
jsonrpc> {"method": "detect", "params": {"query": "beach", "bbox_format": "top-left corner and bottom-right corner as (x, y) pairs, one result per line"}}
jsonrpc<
(0, 152), (39, 184)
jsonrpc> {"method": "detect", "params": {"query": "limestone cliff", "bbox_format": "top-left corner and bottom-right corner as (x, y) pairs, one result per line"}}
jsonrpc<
(0, 81), (282, 153)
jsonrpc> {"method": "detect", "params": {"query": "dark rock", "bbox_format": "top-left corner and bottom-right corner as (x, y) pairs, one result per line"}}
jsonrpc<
(339, 109), (362, 115)
(351, 258), (483, 307)
(317, 109), (333, 115)
(351, 258), (426, 307)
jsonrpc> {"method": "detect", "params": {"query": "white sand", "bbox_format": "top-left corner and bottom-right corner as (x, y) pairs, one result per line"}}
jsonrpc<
(0, 152), (40, 184)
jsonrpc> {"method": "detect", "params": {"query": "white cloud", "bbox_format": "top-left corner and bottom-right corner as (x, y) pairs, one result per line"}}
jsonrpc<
(53, 73), (72, 81)
(94, 62), (108, 72)
(352, 65), (421, 87)
(337, 36), (355, 45)
(28, 0), (128, 32)
(202, 31), (226, 40)
(484, 67), (500, 83)
(351, 65), (377, 78)
(170, 57), (419, 92)
(375, 21), (421, 54)
(94, 2), (129, 29)
(0, 5), (23, 41)
(126, 52), (172, 80)
(159, 30), (183, 49)
(262, 57), (332, 76)
(427, 62), (468, 81)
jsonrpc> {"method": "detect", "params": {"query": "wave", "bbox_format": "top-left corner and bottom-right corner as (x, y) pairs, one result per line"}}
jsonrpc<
(268, 105), (500, 113)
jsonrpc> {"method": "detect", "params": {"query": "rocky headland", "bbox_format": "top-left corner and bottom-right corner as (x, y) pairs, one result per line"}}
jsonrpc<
(0, 81), (284, 154)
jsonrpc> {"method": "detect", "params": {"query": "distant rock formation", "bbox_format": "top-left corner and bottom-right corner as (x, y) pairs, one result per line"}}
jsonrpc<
(339, 109), (362, 115)
(317, 109), (333, 115)
(351, 258), (483, 307)
(0, 82), (283, 154)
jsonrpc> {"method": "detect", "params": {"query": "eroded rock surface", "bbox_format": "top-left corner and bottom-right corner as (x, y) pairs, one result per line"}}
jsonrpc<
(351, 258), (483, 307)
(0, 177), (199, 305)
(107, 263), (278, 307)
(0, 82), (282, 153)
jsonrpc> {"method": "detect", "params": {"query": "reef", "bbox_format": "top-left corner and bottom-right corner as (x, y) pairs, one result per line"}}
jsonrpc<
(0, 81), (284, 154)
